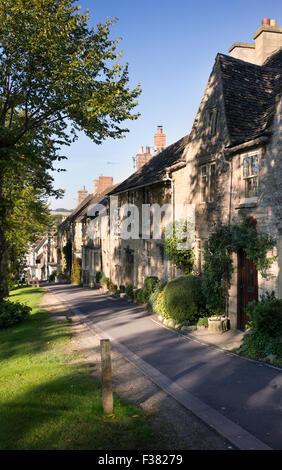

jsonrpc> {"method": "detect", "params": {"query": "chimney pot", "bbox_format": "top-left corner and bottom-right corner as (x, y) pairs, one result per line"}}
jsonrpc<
(146, 146), (150, 154)
(138, 146), (143, 154)
(270, 19), (277, 26)
(261, 18), (270, 25)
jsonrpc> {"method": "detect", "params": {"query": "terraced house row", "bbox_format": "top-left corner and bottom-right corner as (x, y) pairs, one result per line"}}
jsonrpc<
(55, 19), (282, 331)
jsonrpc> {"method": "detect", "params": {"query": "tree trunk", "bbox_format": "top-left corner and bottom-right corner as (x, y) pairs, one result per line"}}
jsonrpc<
(0, 178), (9, 301)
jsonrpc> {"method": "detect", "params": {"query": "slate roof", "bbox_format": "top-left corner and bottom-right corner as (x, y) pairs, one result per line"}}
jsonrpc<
(109, 134), (189, 195)
(218, 50), (282, 147)
(77, 184), (119, 221)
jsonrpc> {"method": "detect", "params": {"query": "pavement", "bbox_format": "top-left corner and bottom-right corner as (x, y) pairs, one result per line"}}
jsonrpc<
(46, 284), (282, 450)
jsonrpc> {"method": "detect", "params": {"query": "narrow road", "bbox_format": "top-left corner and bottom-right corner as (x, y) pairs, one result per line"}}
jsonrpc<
(47, 284), (282, 450)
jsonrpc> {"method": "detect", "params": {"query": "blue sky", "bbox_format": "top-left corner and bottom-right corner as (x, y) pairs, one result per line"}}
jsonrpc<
(49, 0), (282, 209)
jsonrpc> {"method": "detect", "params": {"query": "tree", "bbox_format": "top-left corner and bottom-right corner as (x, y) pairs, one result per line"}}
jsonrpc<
(0, 0), (141, 299)
(6, 185), (52, 284)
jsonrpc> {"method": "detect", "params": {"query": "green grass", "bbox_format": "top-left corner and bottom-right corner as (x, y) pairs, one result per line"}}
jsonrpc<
(0, 287), (156, 450)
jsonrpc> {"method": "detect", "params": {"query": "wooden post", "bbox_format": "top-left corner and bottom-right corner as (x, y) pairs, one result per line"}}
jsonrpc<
(100, 339), (113, 413)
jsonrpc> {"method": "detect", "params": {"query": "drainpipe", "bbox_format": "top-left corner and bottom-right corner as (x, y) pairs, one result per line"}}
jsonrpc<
(164, 171), (175, 279)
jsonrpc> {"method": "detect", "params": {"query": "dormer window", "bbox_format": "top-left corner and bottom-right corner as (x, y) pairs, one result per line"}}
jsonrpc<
(243, 154), (259, 198)
(207, 107), (218, 136)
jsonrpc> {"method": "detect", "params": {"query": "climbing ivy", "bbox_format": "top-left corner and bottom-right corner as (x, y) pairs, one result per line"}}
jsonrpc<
(202, 216), (276, 315)
(62, 240), (72, 275)
(164, 219), (195, 274)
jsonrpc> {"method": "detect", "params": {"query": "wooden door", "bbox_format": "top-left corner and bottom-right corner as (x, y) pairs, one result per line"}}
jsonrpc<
(237, 250), (258, 330)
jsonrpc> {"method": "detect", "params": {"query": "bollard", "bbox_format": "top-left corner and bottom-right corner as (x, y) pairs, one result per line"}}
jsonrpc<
(100, 339), (113, 413)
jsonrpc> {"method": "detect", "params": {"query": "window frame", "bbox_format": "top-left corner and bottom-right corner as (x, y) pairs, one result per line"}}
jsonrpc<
(200, 162), (216, 203)
(241, 151), (260, 200)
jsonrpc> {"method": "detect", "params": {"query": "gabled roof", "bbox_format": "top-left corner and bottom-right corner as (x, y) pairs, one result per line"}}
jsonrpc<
(58, 193), (94, 229)
(58, 184), (119, 228)
(34, 236), (48, 252)
(78, 184), (119, 221)
(109, 134), (190, 195)
(218, 51), (281, 147)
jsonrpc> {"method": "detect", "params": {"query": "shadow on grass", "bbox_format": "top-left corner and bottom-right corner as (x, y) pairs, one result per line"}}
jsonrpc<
(0, 365), (154, 450)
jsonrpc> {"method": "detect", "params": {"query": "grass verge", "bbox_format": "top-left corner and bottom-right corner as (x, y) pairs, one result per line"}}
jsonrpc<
(0, 287), (156, 450)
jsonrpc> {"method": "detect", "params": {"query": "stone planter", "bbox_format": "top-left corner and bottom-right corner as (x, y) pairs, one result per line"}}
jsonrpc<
(208, 317), (228, 334)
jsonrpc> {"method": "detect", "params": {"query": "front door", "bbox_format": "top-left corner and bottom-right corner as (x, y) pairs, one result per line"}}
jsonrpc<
(237, 250), (258, 330)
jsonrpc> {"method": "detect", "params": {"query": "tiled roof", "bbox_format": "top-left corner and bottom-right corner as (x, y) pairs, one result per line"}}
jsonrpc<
(109, 134), (190, 195)
(218, 51), (281, 147)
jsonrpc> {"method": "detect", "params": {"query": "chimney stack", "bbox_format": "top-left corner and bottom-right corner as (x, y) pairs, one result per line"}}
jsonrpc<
(77, 188), (88, 206)
(229, 18), (282, 65)
(93, 176), (113, 195)
(135, 145), (152, 171)
(154, 126), (166, 155)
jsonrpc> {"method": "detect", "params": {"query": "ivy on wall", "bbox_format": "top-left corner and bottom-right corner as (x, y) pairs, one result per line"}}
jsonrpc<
(202, 216), (276, 315)
(164, 219), (195, 275)
(62, 240), (72, 275)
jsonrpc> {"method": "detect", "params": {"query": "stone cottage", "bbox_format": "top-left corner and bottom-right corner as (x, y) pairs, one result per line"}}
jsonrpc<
(90, 18), (281, 330)
(56, 176), (113, 275)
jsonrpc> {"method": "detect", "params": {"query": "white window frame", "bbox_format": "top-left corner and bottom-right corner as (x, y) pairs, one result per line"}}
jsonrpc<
(241, 151), (260, 201)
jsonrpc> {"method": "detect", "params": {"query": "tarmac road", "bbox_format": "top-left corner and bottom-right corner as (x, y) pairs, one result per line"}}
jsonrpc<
(47, 284), (282, 450)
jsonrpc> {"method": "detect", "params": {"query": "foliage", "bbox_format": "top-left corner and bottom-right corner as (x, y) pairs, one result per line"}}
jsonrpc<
(197, 317), (209, 328)
(48, 273), (56, 283)
(125, 285), (134, 299)
(245, 291), (282, 338)
(71, 258), (81, 285)
(62, 240), (72, 275)
(95, 271), (103, 283)
(238, 331), (282, 361)
(135, 288), (145, 303)
(108, 281), (118, 294)
(147, 280), (167, 313)
(0, 0), (141, 300)
(162, 276), (206, 324)
(100, 276), (109, 287)
(202, 217), (276, 314)
(164, 219), (195, 274)
(142, 276), (159, 303)
(119, 285), (125, 293)
(0, 299), (31, 328)
(235, 292), (282, 365)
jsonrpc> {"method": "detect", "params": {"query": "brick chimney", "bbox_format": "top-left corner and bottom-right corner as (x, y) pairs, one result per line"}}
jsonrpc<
(229, 18), (282, 65)
(77, 187), (88, 206)
(135, 145), (152, 171)
(93, 176), (113, 194)
(154, 126), (166, 155)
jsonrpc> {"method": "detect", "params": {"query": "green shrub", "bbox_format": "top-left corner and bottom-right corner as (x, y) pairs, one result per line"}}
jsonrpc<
(119, 285), (125, 293)
(147, 280), (167, 313)
(142, 277), (159, 303)
(95, 271), (103, 283)
(100, 276), (109, 287)
(162, 276), (206, 324)
(0, 300), (31, 329)
(240, 330), (282, 359)
(108, 282), (118, 294)
(197, 317), (209, 328)
(125, 285), (134, 299)
(135, 288), (145, 303)
(48, 273), (56, 283)
(245, 291), (282, 337)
